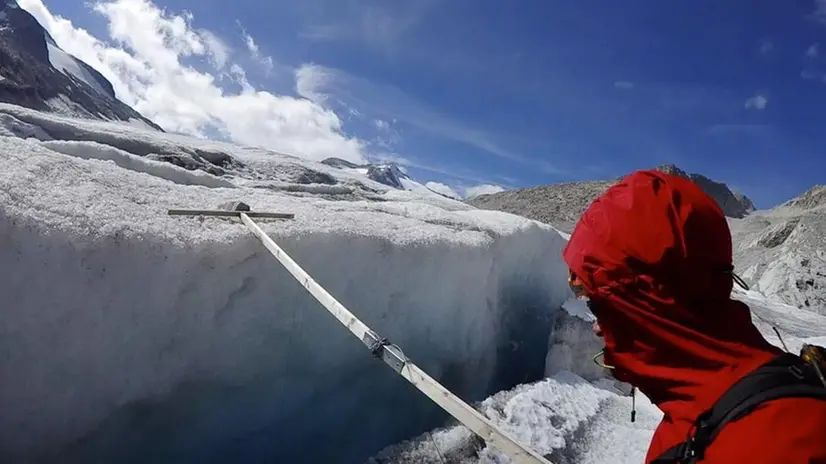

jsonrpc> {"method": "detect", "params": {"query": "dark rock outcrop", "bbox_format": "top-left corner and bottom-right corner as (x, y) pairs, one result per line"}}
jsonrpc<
(654, 164), (755, 218)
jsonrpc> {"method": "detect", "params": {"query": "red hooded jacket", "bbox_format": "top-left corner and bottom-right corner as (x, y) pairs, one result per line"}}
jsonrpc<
(562, 170), (826, 463)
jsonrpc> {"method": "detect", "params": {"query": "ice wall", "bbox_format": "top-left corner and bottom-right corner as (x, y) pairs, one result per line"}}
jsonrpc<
(0, 136), (571, 463)
(544, 299), (617, 384)
(369, 299), (651, 464)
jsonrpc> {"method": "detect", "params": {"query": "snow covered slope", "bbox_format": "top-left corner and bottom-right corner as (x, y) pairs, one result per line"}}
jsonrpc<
(372, 288), (826, 464)
(322, 157), (455, 201)
(731, 185), (826, 315)
(0, 105), (571, 463)
(45, 36), (111, 98)
(0, 0), (158, 127)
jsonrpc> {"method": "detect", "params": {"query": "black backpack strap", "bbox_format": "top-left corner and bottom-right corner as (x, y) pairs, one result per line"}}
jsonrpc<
(651, 353), (826, 463)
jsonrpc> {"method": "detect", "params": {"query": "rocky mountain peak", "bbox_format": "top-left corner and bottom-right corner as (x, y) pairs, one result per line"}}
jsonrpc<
(653, 164), (755, 218)
(783, 185), (826, 211)
(654, 163), (689, 178)
(0, 1), (159, 128)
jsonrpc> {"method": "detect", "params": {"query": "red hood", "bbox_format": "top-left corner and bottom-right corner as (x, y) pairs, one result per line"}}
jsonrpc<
(562, 170), (780, 422)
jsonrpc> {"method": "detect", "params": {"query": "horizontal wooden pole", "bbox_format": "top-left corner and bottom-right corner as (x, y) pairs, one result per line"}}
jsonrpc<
(167, 209), (294, 219)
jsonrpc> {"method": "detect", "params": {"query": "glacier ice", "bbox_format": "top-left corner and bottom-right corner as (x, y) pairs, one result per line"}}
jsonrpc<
(0, 111), (571, 463)
(371, 290), (826, 464)
(369, 298), (660, 464)
(40, 140), (236, 188)
(3, 104), (825, 464)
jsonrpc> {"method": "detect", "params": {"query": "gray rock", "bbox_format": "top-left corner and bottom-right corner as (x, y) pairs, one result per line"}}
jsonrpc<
(321, 157), (414, 191)
(366, 164), (407, 189)
(320, 157), (360, 169)
(467, 181), (612, 233)
(782, 185), (826, 211)
(654, 164), (755, 218)
(467, 165), (756, 233)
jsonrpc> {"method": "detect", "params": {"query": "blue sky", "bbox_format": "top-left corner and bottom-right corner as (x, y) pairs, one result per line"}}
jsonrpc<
(36, 0), (826, 206)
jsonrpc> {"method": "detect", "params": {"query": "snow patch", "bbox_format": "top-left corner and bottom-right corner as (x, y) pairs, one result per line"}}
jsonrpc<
(737, 290), (826, 353)
(40, 140), (236, 188)
(371, 371), (660, 464)
(555, 384), (661, 464)
(561, 298), (595, 323)
(46, 41), (109, 97)
(45, 94), (94, 119)
(126, 117), (161, 131)
(0, 113), (51, 140)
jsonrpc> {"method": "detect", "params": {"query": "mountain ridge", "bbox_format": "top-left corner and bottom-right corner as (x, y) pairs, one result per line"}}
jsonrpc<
(0, 0), (160, 129)
(466, 165), (825, 315)
(321, 157), (461, 200)
(467, 165), (757, 233)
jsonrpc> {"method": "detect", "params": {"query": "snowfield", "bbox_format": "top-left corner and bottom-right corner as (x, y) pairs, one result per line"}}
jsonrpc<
(0, 105), (570, 463)
(1, 103), (824, 464)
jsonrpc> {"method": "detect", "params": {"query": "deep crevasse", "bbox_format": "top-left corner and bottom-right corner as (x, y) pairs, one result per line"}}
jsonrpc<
(0, 134), (572, 463)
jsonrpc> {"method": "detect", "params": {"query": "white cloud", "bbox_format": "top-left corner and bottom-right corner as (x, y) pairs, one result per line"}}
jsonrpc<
(238, 24), (275, 74)
(613, 81), (634, 90)
(815, 0), (826, 24)
(373, 119), (390, 130)
(424, 181), (460, 199)
(242, 31), (258, 55)
(295, 63), (336, 104)
(294, 63), (564, 174)
(807, 43), (820, 58)
(17, 0), (367, 164)
(196, 29), (230, 69)
(744, 94), (768, 110)
(464, 184), (506, 198)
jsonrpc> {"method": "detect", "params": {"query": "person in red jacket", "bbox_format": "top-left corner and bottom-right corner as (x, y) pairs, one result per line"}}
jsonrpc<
(562, 169), (826, 463)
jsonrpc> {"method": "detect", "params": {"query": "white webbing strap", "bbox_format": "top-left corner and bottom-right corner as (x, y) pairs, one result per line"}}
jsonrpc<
(238, 213), (552, 464)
